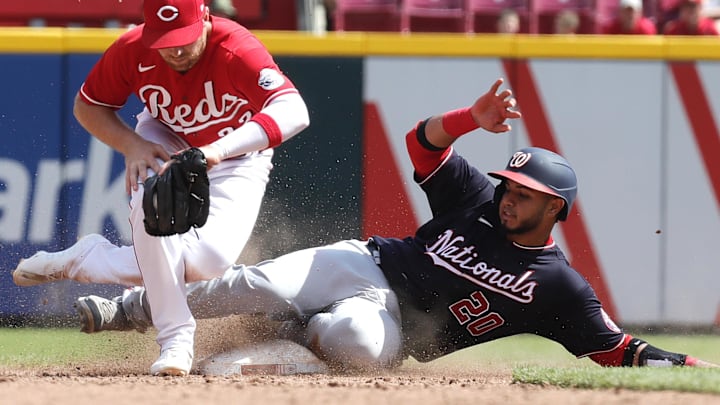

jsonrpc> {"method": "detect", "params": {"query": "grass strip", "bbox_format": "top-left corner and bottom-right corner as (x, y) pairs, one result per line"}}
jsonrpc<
(0, 327), (146, 366)
(513, 365), (720, 394)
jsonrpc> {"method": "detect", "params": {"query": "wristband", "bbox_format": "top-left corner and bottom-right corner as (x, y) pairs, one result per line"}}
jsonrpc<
(251, 112), (283, 148)
(441, 107), (479, 138)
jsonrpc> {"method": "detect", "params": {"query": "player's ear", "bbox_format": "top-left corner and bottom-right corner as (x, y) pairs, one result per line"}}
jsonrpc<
(547, 197), (565, 219)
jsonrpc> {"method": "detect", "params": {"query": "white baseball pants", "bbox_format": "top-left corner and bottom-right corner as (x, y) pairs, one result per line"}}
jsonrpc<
(124, 240), (404, 369)
(67, 110), (273, 354)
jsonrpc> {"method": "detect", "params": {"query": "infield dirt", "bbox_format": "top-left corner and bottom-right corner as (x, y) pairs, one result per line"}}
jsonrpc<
(3, 317), (720, 405)
(3, 366), (720, 405)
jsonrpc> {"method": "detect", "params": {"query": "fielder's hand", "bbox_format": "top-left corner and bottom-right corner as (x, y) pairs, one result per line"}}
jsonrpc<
(142, 147), (210, 236)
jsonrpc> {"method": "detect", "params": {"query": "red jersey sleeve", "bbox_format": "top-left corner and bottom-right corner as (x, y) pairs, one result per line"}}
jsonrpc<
(405, 120), (452, 179)
(224, 33), (299, 112)
(78, 30), (138, 109)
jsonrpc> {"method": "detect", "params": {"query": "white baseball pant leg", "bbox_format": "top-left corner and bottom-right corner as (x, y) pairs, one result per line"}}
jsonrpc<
(68, 110), (273, 354)
(130, 111), (273, 353)
(178, 239), (404, 369)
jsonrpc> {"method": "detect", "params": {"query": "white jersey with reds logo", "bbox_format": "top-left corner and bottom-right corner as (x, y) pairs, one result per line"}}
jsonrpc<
(78, 17), (299, 147)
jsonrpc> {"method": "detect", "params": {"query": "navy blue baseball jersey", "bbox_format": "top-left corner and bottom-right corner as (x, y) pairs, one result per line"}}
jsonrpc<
(372, 149), (624, 363)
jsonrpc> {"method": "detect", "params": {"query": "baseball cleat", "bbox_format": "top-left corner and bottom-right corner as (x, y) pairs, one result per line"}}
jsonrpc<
(150, 348), (193, 376)
(74, 295), (132, 333)
(12, 234), (106, 287)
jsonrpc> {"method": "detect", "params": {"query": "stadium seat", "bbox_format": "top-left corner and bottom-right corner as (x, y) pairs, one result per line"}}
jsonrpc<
(655, 0), (680, 32)
(334, 0), (401, 32)
(593, 0), (655, 30)
(232, 0), (264, 22)
(232, 0), (299, 30)
(0, 0), (144, 27)
(532, 0), (598, 33)
(0, 0), (298, 31)
(400, 0), (467, 33)
(594, 0), (619, 29)
(465, 0), (531, 33)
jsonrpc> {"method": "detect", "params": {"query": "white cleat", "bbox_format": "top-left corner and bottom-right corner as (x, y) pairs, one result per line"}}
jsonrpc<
(12, 234), (107, 287)
(150, 348), (193, 376)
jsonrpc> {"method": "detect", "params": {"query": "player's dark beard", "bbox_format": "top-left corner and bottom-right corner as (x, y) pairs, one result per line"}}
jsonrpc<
(499, 210), (545, 236)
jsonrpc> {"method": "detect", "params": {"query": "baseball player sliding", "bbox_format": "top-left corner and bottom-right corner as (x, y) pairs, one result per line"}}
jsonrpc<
(19, 78), (719, 372)
(12, 0), (309, 376)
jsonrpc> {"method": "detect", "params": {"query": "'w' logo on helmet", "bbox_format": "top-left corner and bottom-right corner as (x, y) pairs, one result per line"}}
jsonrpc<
(508, 151), (532, 168)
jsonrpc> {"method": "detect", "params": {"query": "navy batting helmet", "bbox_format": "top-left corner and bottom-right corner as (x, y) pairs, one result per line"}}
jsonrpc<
(488, 147), (577, 221)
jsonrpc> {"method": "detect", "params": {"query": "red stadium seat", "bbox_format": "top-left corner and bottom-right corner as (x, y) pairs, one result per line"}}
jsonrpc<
(594, 0), (619, 28)
(594, 0), (652, 29)
(334, 0), (401, 32)
(532, 0), (598, 33)
(0, 0), (144, 27)
(655, 0), (680, 31)
(232, 0), (264, 21)
(400, 0), (467, 33)
(465, 0), (531, 33)
(232, 0), (299, 31)
(0, 0), (298, 31)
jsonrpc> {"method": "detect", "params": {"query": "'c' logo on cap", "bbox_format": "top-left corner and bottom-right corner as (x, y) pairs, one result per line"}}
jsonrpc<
(508, 151), (532, 168)
(157, 5), (180, 22)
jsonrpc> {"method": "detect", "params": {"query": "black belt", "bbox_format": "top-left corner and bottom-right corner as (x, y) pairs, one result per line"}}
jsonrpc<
(366, 238), (381, 266)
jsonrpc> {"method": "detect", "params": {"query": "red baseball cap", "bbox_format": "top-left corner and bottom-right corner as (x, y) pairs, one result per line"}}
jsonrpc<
(142, 0), (207, 49)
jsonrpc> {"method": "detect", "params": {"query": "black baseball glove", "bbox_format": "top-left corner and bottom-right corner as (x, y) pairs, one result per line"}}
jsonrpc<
(142, 147), (210, 236)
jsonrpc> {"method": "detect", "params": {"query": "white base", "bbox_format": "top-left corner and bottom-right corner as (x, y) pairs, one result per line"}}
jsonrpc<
(198, 339), (329, 376)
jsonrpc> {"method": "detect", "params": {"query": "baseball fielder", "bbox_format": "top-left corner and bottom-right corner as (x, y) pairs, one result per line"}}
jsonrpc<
(12, 0), (309, 376)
